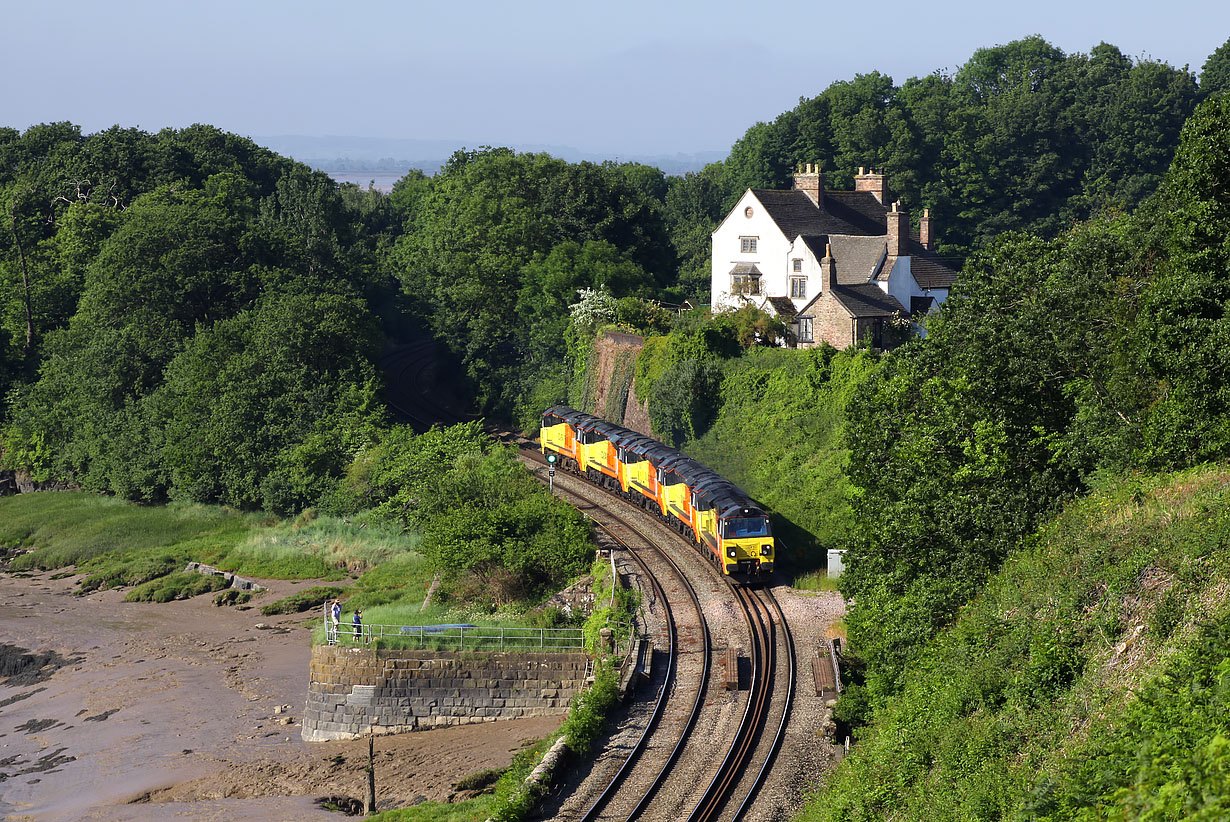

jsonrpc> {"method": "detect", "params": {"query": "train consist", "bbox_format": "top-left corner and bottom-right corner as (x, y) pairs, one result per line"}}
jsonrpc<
(540, 406), (774, 581)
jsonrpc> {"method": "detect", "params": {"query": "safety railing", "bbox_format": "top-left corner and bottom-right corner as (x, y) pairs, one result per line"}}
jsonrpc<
(324, 620), (586, 651)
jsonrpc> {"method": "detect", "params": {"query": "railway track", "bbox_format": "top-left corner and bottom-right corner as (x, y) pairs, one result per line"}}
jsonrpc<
(384, 340), (800, 820)
(545, 472), (711, 822)
(543, 464), (797, 821)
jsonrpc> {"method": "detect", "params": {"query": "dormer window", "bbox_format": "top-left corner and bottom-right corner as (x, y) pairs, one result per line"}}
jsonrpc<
(740, 236), (757, 254)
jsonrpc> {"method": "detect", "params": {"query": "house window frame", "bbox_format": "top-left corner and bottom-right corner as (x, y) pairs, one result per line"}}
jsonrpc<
(797, 315), (814, 343)
(731, 273), (762, 296)
(739, 236), (758, 254)
(792, 258), (803, 272)
(790, 277), (807, 299)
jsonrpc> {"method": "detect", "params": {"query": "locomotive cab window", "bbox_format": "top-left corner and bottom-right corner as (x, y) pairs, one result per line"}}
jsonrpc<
(658, 468), (682, 486)
(722, 517), (771, 538)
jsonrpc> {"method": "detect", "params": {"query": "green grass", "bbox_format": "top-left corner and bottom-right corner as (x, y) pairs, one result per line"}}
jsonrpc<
(803, 464), (1230, 821)
(0, 494), (426, 607)
(370, 796), (493, 821)
(261, 585), (347, 616)
(1, 493), (254, 571)
(792, 569), (840, 592)
(219, 512), (419, 580)
(125, 571), (229, 603)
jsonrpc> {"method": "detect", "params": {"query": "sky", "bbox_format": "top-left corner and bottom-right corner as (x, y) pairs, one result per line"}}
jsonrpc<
(4, 0), (1229, 159)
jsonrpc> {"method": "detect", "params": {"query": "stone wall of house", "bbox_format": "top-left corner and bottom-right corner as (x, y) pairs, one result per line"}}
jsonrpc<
(804, 292), (855, 350)
(301, 645), (590, 741)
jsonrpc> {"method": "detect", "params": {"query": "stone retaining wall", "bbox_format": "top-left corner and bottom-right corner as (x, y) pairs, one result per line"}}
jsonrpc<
(302, 644), (590, 742)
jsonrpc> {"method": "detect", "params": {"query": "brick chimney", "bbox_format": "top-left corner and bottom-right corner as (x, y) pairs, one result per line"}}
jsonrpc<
(886, 201), (908, 256)
(854, 167), (886, 204)
(919, 208), (934, 251)
(793, 162), (824, 208)
(822, 242), (837, 293)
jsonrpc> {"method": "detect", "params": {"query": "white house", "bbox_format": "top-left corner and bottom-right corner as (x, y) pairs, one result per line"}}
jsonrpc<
(710, 165), (959, 349)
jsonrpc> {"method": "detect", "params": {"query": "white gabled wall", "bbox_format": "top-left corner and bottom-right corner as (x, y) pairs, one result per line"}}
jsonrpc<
(884, 256), (950, 337)
(786, 236), (822, 309)
(710, 191), (792, 312)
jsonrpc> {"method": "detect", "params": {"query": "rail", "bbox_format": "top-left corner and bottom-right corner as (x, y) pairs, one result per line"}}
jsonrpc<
(324, 621), (585, 651)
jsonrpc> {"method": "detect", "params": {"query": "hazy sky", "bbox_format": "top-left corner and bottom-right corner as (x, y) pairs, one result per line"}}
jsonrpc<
(5, 0), (1228, 157)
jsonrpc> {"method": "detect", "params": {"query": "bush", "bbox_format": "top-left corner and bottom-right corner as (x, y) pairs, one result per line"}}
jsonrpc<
(800, 465), (1230, 822)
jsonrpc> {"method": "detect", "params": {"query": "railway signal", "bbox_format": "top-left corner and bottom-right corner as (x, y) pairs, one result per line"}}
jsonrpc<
(546, 453), (556, 491)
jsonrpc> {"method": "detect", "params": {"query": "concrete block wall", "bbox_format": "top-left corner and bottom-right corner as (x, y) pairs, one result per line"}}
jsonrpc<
(302, 645), (591, 741)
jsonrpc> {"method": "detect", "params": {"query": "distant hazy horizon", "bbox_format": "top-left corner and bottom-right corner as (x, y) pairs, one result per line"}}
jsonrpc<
(258, 134), (728, 179)
(6, 1), (1228, 159)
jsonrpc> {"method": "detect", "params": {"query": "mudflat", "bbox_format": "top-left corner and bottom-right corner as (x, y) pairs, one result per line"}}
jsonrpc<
(0, 570), (562, 821)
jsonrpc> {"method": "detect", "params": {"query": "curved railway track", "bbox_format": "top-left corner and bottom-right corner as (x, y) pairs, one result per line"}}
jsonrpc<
(384, 340), (800, 821)
(545, 463), (797, 821)
(547, 474), (711, 822)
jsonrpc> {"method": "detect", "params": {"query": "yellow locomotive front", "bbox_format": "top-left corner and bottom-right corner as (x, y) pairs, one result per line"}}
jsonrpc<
(718, 507), (774, 577)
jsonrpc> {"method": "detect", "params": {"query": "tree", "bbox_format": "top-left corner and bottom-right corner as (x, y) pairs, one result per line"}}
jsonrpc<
(1201, 37), (1230, 97)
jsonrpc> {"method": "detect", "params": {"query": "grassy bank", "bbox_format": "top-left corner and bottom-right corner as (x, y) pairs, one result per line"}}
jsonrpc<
(684, 346), (880, 570)
(803, 464), (1230, 821)
(0, 493), (421, 599)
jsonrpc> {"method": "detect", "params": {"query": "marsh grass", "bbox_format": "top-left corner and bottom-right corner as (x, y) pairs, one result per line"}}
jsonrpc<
(221, 513), (419, 580)
(0, 494), (425, 608)
(2, 493), (254, 571)
(125, 571), (228, 603)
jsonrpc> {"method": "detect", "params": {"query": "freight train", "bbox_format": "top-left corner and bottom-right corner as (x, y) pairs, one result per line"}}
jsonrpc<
(539, 406), (774, 581)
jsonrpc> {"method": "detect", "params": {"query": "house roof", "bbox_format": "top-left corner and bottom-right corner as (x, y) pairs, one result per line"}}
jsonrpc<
(905, 243), (961, 289)
(751, 189), (884, 239)
(739, 185), (960, 292)
(799, 234), (890, 286)
(763, 296), (798, 318)
(833, 284), (907, 317)
(799, 283), (906, 319)
(823, 191), (892, 234)
(729, 262), (763, 276)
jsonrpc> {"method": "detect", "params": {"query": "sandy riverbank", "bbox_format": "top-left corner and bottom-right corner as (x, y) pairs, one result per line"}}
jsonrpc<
(0, 570), (562, 821)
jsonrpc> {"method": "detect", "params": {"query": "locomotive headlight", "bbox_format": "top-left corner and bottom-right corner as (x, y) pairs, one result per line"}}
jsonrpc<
(726, 548), (736, 558)
(761, 544), (772, 556)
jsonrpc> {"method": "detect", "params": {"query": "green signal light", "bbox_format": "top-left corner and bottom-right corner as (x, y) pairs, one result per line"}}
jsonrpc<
(546, 454), (557, 464)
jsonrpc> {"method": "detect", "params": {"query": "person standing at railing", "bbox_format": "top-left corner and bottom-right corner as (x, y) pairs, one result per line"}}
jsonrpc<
(353, 609), (363, 642)
(331, 599), (342, 644)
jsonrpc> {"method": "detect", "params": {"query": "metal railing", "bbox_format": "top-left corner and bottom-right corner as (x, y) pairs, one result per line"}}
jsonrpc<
(324, 621), (585, 651)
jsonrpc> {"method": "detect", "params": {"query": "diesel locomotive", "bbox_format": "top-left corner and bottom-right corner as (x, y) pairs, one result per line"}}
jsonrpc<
(540, 406), (774, 580)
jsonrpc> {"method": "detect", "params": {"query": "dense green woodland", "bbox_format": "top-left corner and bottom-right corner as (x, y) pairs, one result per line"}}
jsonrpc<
(3, 35), (1230, 820)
